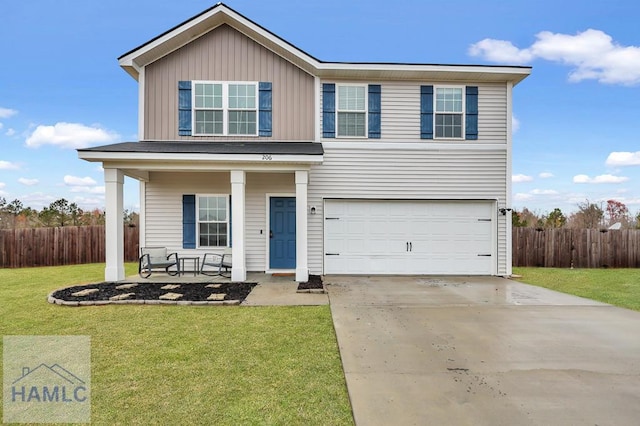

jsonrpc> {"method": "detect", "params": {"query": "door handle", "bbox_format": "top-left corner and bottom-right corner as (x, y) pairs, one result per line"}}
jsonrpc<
(406, 242), (409, 252)
(269, 230), (273, 239)
(410, 242), (412, 252)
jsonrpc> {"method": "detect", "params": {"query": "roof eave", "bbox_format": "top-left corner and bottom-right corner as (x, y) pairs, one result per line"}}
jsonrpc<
(117, 3), (322, 79)
(118, 3), (531, 85)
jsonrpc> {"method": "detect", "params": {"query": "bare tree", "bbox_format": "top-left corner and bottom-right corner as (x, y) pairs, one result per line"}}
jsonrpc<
(568, 200), (604, 229)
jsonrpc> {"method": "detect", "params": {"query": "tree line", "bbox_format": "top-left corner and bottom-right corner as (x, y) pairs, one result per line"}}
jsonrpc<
(514, 199), (640, 229)
(0, 197), (138, 229)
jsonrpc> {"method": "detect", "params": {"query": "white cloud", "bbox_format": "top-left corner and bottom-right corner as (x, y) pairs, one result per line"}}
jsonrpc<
(19, 192), (56, 209)
(573, 174), (629, 184)
(514, 193), (534, 201)
(64, 175), (98, 186)
(18, 178), (39, 186)
(469, 39), (534, 63)
(5, 128), (16, 137)
(73, 196), (105, 209)
(469, 29), (640, 85)
(0, 160), (19, 170)
(70, 186), (105, 194)
(25, 122), (120, 149)
(0, 107), (18, 119)
(530, 189), (559, 195)
(512, 115), (520, 133)
(539, 172), (554, 179)
(606, 151), (640, 166)
(512, 174), (533, 183)
(0, 182), (6, 189)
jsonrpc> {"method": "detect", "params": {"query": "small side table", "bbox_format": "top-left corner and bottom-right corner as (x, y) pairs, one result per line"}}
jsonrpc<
(179, 257), (200, 277)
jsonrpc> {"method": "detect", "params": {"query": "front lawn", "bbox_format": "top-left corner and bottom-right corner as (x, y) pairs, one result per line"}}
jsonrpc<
(512, 267), (640, 311)
(0, 263), (353, 425)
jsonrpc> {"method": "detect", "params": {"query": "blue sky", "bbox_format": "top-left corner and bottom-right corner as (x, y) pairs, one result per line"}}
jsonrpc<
(1, 0), (639, 216)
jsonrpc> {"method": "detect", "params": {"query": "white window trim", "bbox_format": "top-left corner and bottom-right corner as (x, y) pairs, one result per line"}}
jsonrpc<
(196, 194), (230, 248)
(434, 85), (465, 140)
(336, 83), (368, 139)
(192, 81), (259, 137)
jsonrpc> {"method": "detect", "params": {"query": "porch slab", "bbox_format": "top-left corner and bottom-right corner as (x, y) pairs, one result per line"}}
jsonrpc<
(125, 272), (329, 306)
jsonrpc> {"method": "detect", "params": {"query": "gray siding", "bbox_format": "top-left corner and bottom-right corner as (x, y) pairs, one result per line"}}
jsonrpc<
(321, 82), (507, 143)
(144, 24), (315, 141)
(308, 146), (509, 275)
(145, 171), (294, 271)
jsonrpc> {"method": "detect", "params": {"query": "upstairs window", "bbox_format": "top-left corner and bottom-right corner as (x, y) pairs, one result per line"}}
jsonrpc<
(194, 83), (223, 135)
(337, 85), (367, 137)
(197, 195), (229, 247)
(193, 82), (257, 136)
(434, 87), (464, 139)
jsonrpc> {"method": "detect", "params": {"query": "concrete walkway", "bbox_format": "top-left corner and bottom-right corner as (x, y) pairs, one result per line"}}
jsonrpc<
(326, 276), (640, 426)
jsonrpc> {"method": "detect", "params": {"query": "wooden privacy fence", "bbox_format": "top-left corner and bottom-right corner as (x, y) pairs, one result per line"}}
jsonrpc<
(512, 227), (640, 268)
(0, 226), (139, 268)
(2, 225), (640, 269)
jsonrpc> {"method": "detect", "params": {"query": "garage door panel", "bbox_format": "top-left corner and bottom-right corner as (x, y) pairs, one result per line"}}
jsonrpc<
(324, 200), (494, 275)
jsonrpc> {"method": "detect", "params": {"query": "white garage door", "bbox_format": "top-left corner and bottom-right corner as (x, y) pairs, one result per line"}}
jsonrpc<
(324, 200), (495, 275)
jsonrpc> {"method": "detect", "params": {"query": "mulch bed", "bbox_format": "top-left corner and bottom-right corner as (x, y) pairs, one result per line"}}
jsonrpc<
(49, 282), (257, 306)
(297, 274), (324, 291)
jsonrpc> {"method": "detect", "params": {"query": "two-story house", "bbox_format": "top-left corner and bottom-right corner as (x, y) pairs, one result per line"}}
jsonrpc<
(79, 3), (530, 282)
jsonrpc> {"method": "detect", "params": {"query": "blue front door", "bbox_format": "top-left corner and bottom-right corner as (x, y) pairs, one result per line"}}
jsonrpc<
(270, 197), (296, 269)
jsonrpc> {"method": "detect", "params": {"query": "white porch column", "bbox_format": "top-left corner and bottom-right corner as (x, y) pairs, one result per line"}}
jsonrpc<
(230, 170), (246, 282)
(104, 168), (125, 281)
(295, 170), (309, 282)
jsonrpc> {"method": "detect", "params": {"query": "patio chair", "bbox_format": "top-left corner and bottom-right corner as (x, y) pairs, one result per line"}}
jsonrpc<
(138, 247), (180, 278)
(200, 248), (232, 278)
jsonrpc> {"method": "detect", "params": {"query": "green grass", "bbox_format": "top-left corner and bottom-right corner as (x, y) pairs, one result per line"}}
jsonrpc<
(513, 267), (640, 311)
(0, 263), (353, 425)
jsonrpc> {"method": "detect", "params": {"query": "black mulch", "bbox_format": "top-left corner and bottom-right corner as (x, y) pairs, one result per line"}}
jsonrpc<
(50, 282), (257, 303)
(297, 274), (323, 291)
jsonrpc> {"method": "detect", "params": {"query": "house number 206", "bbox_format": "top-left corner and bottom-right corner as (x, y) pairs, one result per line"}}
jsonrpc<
(262, 154), (272, 160)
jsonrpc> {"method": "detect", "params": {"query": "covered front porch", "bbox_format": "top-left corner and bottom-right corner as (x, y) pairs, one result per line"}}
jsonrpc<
(78, 141), (323, 283)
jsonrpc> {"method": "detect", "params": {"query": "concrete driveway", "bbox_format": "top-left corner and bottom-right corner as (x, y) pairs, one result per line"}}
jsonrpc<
(326, 276), (640, 426)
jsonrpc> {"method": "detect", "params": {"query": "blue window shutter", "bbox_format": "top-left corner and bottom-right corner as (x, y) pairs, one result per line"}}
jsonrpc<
(465, 86), (478, 140)
(178, 81), (192, 136)
(322, 83), (335, 138)
(182, 195), (196, 249)
(420, 85), (434, 139)
(258, 82), (272, 137)
(368, 84), (381, 139)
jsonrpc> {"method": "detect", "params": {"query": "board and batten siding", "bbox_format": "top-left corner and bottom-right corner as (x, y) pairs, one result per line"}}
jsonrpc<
(144, 171), (294, 272)
(144, 24), (315, 141)
(307, 147), (509, 275)
(321, 82), (507, 143)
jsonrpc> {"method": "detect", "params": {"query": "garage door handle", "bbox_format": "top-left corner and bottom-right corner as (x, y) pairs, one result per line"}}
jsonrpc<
(325, 253), (340, 256)
(325, 217), (340, 220)
(410, 242), (412, 251)
(478, 254), (491, 257)
(406, 242), (409, 251)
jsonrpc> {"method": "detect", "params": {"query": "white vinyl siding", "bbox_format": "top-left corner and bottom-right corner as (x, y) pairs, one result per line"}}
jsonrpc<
(308, 146), (509, 275)
(144, 172), (294, 272)
(320, 82), (507, 143)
